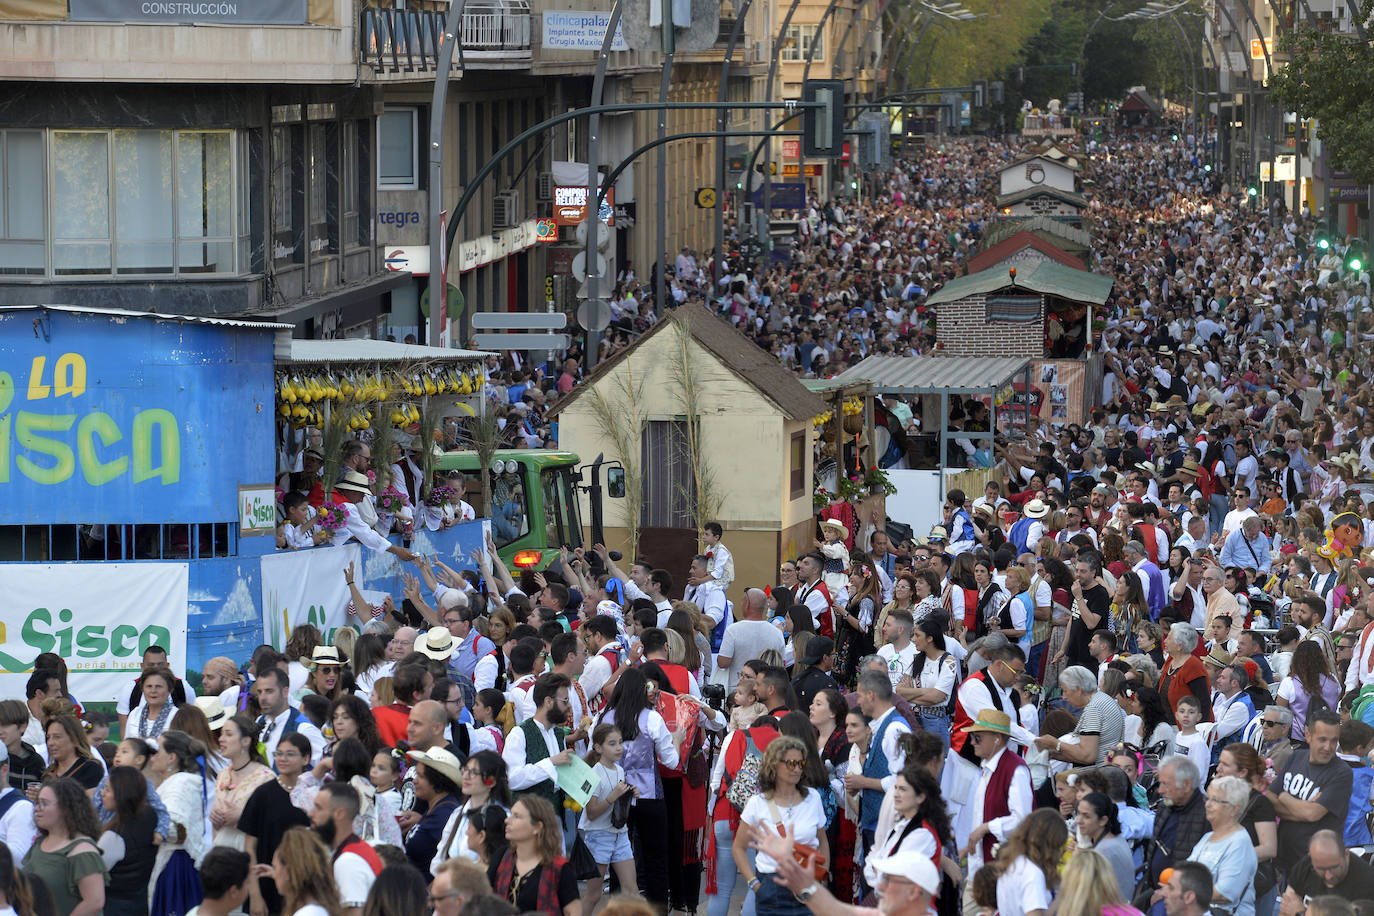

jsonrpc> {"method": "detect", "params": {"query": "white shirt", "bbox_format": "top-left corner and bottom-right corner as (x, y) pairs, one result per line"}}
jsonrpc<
(0, 787), (35, 862)
(502, 719), (566, 791)
(1345, 622), (1374, 691)
(331, 501), (394, 553)
(954, 678), (1036, 751)
(995, 854), (1052, 916)
(258, 706), (326, 765)
(1222, 506), (1257, 537)
(707, 542), (735, 588)
(1211, 690), (1253, 741)
(869, 706), (911, 794)
(682, 581), (728, 627)
(718, 620), (785, 689)
(968, 746), (1033, 876)
(878, 642), (918, 689)
(507, 674), (539, 723)
(333, 848), (377, 907)
(473, 651), (500, 692)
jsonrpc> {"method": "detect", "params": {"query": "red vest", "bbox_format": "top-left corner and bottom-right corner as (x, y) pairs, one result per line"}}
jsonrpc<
(980, 750), (1029, 862)
(1135, 523), (1160, 562)
(949, 670), (1018, 763)
(334, 837), (383, 876)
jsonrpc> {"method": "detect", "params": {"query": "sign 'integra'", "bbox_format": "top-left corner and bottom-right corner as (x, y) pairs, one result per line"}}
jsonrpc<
(69, 0), (307, 23)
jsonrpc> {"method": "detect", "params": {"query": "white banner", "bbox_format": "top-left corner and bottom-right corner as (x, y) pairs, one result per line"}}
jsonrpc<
(0, 563), (188, 706)
(260, 544), (365, 651)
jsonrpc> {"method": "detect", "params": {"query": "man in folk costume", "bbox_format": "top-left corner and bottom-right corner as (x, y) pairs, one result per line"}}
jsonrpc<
(795, 552), (838, 638)
(579, 615), (624, 716)
(943, 644), (1035, 854)
(501, 673), (575, 807)
(956, 709), (1032, 916)
(331, 470), (418, 563)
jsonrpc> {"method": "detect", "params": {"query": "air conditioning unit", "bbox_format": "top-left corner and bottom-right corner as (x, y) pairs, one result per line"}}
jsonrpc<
(536, 171), (553, 202)
(494, 189), (520, 229)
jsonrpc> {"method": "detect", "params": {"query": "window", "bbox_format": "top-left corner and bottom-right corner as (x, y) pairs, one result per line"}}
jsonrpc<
(781, 23), (821, 62)
(641, 420), (695, 529)
(378, 108), (418, 189)
(342, 121), (359, 249)
(307, 122), (333, 255)
(790, 430), (806, 498)
(0, 131), (45, 275)
(46, 129), (242, 278)
(272, 124), (304, 265)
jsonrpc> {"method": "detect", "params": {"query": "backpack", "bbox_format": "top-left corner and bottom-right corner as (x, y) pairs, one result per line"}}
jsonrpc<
(725, 730), (766, 811)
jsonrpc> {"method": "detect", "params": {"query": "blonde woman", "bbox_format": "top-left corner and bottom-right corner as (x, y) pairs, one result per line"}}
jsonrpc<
(262, 828), (342, 916)
(1049, 848), (1143, 916)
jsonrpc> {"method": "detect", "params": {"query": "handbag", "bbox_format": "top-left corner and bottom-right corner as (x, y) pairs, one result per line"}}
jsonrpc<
(767, 799), (829, 880)
(568, 834), (600, 881)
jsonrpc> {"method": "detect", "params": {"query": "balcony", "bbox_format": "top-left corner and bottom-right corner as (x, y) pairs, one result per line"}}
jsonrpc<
(358, 0), (530, 77)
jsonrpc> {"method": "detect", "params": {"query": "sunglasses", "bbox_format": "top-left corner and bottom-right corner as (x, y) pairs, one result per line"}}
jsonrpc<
(1261, 719), (1284, 727)
(780, 758), (806, 771)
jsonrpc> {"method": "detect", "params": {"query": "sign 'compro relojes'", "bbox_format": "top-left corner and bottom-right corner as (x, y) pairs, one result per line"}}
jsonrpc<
(0, 563), (189, 703)
(0, 309), (277, 525)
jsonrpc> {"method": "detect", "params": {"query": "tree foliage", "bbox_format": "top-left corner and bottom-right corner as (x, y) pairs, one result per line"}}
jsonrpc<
(1270, 24), (1374, 186)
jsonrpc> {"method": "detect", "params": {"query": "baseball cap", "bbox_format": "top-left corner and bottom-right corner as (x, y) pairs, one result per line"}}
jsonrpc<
(868, 850), (938, 896)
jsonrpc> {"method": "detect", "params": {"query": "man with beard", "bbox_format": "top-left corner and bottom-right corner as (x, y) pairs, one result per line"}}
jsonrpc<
(310, 782), (382, 916)
(1084, 484), (1114, 531)
(501, 673), (575, 806)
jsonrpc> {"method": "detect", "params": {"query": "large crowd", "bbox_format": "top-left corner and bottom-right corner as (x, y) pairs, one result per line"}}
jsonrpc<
(8, 128), (1374, 916)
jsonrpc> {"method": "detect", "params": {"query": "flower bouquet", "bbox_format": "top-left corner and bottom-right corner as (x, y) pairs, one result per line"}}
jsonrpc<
(317, 503), (350, 533)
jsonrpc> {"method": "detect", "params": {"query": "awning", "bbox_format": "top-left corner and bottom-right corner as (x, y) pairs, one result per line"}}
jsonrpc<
(264, 271), (413, 326)
(284, 338), (493, 365)
(831, 356), (1030, 395)
(925, 259), (1113, 307)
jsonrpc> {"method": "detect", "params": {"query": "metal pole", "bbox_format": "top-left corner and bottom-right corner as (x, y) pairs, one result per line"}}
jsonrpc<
(598, 129), (806, 210)
(582, 0), (624, 367)
(761, 0), (808, 236)
(801, 0), (841, 84)
(441, 101), (818, 277)
(714, 0), (756, 289)
(656, 51), (674, 314)
(427, 0), (468, 347)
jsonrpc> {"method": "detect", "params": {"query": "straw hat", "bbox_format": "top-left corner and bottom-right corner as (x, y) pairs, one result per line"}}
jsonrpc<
(335, 470), (372, 495)
(1177, 459), (1200, 478)
(405, 747), (465, 785)
(194, 697), (229, 730)
(416, 628), (456, 662)
(308, 646), (343, 668)
(820, 519), (850, 540)
(1023, 499), (1050, 519)
(1205, 647), (1234, 668)
(959, 709), (1012, 736)
(927, 525), (949, 542)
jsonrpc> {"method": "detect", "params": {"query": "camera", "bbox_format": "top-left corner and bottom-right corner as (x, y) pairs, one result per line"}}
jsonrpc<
(702, 682), (728, 712)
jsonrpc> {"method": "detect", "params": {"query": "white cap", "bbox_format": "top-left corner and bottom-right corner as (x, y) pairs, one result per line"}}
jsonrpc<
(869, 850), (939, 896)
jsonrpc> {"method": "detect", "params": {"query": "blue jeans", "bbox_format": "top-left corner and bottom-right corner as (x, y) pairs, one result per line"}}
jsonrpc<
(755, 875), (810, 916)
(919, 712), (950, 754)
(708, 819), (757, 916)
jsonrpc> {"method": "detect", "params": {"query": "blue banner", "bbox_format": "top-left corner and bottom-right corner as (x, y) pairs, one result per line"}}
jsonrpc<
(0, 309), (277, 525)
(750, 182), (807, 210)
(185, 520), (489, 684)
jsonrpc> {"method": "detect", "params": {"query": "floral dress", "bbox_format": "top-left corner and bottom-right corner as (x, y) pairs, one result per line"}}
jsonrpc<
(211, 762), (273, 850)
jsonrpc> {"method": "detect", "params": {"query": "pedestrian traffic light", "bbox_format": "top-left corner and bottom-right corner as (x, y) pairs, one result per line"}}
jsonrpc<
(1247, 185), (1258, 197)
(802, 79), (844, 158)
(849, 179), (858, 191)
(1317, 236), (1330, 251)
(1349, 255), (1364, 272)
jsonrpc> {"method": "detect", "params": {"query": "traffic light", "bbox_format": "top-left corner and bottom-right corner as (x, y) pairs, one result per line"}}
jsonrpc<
(1349, 254), (1364, 272)
(1247, 185), (1258, 198)
(1069, 61), (1078, 77)
(849, 179), (858, 191)
(802, 79), (844, 158)
(1317, 236), (1330, 251)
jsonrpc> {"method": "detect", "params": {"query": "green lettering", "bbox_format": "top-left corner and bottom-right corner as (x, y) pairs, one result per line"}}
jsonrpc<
(21, 607), (55, 654)
(54, 353), (86, 398)
(76, 412), (128, 485)
(75, 626), (107, 658)
(138, 627), (171, 655)
(132, 409), (179, 484)
(110, 625), (140, 656)
(15, 412), (76, 484)
(0, 371), (10, 482)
